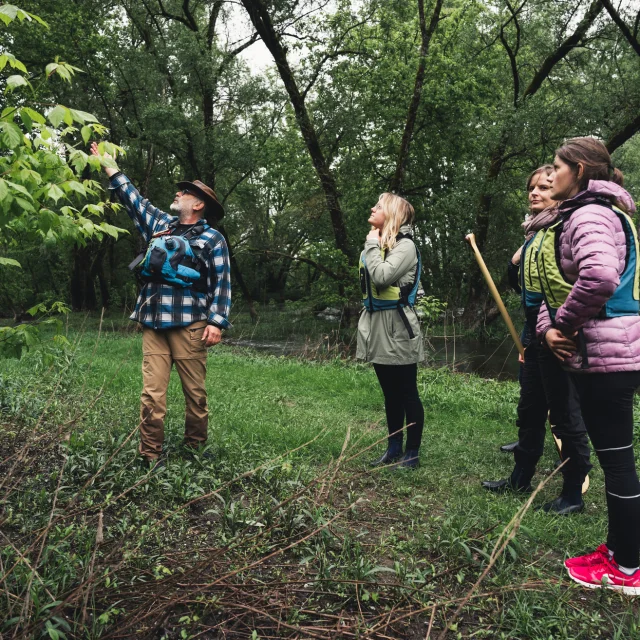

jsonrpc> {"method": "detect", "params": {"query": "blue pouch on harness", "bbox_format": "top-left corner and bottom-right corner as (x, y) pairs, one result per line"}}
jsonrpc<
(140, 234), (202, 288)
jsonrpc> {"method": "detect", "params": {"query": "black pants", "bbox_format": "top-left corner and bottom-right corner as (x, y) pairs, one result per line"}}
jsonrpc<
(373, 363), (424, 450)
(570, 371), (640, 568)
(514, 341), (592, 492)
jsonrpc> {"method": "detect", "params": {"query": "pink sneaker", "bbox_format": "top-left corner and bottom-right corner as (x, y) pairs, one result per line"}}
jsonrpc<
(564, 544), (609, 569)
(567, 557), (640, 595)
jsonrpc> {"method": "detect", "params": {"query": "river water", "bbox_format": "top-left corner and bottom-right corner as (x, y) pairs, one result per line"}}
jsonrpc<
(224, 334), (520, 380)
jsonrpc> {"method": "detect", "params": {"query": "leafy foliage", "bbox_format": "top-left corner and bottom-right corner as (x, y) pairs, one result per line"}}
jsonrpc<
(1, 0), (640, 318)
(0, 4), (126, 356)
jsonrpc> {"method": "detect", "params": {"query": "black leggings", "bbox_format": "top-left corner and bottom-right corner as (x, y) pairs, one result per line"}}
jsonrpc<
(515, 340), (592, 492)
(570, 371), (640, 568)
(373, 363), (424, 450)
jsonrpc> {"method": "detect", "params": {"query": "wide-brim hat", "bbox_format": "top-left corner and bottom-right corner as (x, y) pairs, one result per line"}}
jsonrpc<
(176, 179), (225, 222)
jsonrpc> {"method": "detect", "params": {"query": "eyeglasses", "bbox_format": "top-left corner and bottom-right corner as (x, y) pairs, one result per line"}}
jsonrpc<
(179, 188), (194, 197)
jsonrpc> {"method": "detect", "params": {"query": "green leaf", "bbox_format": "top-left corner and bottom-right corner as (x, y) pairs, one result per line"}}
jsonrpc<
(14, 197), (35, 212)
(0, 5), (19, 23)
(19, 109), (32, 130)
(0, 257), (21, 268)
(5, 75), (29, 93)
(81, 125), (92, 144)
(70, 109), (98, 124)
(66, 180), (86, 197)
(47, 184), (65, 203)
(0, 179), (8, 201)
(99, 222), (125, 239)
(0, 53), (27, 73)
(71, 152), (88, 174)
(0, 121), (23, 148)
(6, 181), (33, 200)
(48, 105), (68, 128)
(45, 62), (59, 77)
(39, 209), (59, 233)
(8, 57), (27, 74)
(22, 107), (46, 124)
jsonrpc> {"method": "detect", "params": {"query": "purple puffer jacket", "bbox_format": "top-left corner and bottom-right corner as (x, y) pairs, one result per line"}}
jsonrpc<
(537, 180), (640, 373)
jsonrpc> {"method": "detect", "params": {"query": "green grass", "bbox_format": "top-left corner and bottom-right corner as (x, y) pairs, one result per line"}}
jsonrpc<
(1, 318), (640, 639)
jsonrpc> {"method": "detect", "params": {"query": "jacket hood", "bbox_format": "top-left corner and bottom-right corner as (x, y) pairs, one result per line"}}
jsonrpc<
(586, 180), (637, 214)
(399, 223), (413, 235)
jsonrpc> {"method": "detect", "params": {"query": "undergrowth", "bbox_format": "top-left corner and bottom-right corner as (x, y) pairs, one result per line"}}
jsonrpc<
(1, 319), (640, 639)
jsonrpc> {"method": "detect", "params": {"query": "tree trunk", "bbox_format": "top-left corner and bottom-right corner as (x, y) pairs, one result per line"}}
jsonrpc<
(389, 0), (444, 193)
(71, 245), (97, 311)
(240, 0), (353, 262)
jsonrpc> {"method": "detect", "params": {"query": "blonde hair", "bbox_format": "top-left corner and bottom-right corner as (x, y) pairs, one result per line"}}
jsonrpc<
(378, 193), (415, 251)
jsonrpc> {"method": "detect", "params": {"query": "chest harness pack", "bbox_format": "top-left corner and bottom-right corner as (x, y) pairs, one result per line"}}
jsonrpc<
(519, 230), (545, 310)
(536, 199), (640, 367)
(128, 221), (209, 292)
(359, 233), (422, 338)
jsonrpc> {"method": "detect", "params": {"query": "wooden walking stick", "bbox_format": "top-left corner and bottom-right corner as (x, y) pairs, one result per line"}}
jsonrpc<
(464, 234), (589, 494)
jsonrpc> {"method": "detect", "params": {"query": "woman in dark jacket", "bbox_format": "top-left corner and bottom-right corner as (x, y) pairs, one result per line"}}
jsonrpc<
(483, 165), (591, 515)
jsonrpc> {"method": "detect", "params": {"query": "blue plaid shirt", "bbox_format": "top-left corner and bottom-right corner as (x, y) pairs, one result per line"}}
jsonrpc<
(109, 172), (232, 331)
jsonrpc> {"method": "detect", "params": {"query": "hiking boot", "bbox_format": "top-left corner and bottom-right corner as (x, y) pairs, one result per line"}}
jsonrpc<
(567, 556), (640, 595)
(565, 544), (610, 569)
(481, 478), (532, 494)
(138, 456), (165, 473)
(397, 448), (420, 469)
(540, 495), (584, 515)
(182, 444), (215, 462)
(500, 441), (519, 453)
(370, 441), (402, 467)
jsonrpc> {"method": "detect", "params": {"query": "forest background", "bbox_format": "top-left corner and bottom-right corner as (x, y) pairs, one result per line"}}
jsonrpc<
(3, 0), (640, 329)
(5, 3), (640, 637)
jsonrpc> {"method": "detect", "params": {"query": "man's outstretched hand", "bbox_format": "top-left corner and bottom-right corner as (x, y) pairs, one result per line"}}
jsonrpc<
(202, 325), (222, 347)
(90, 141), (118, 178)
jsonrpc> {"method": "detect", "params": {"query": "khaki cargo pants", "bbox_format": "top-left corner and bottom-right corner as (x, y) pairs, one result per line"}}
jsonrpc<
(140, 320), (209, 459)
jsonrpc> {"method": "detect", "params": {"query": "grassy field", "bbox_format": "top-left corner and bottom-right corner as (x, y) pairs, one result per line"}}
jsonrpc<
(1, 316), (640, 639)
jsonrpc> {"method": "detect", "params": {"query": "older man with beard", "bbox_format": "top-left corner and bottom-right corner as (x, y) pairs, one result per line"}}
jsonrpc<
(90, 142), (231, 468)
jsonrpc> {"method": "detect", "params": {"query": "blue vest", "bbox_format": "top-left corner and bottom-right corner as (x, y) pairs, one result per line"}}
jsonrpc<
(359, 236), (422, 312)
(536, 205), (639, 320)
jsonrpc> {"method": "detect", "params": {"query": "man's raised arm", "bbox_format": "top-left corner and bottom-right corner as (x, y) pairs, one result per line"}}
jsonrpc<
(90, 142), (172, 242)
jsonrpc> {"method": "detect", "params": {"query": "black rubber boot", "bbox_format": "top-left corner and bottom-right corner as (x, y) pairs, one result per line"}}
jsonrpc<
(541, 482), (584, 515)
(540, 495), (585, 515)
(482, 463), (534, 494)
(500, 441), (519, 453)
(370, 440), (403, 467)
(398, 448), (420, 469)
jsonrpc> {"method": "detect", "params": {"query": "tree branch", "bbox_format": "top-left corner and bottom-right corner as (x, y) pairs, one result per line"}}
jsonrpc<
(606, 111), (640, 153)
(500, 0), (524, 107)
(156, 0), (199, 31)
(389, 0), (444, 193)
(601, 0), (640, 56)
(248, 249), (342, 281)
(522, 0), (604, 99)
(207, 0), (225, 50)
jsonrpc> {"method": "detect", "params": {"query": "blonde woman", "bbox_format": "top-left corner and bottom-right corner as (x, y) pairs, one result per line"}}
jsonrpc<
(357, 193), (425, 469)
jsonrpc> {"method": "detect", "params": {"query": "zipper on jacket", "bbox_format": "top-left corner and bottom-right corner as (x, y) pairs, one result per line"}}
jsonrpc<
(577, 327), (589, 369)
(538, 251), (558, 306)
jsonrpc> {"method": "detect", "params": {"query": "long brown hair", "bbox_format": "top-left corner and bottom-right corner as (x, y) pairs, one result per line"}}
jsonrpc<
(556, 137), (627, 210)
(378, 193), (415, 251)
